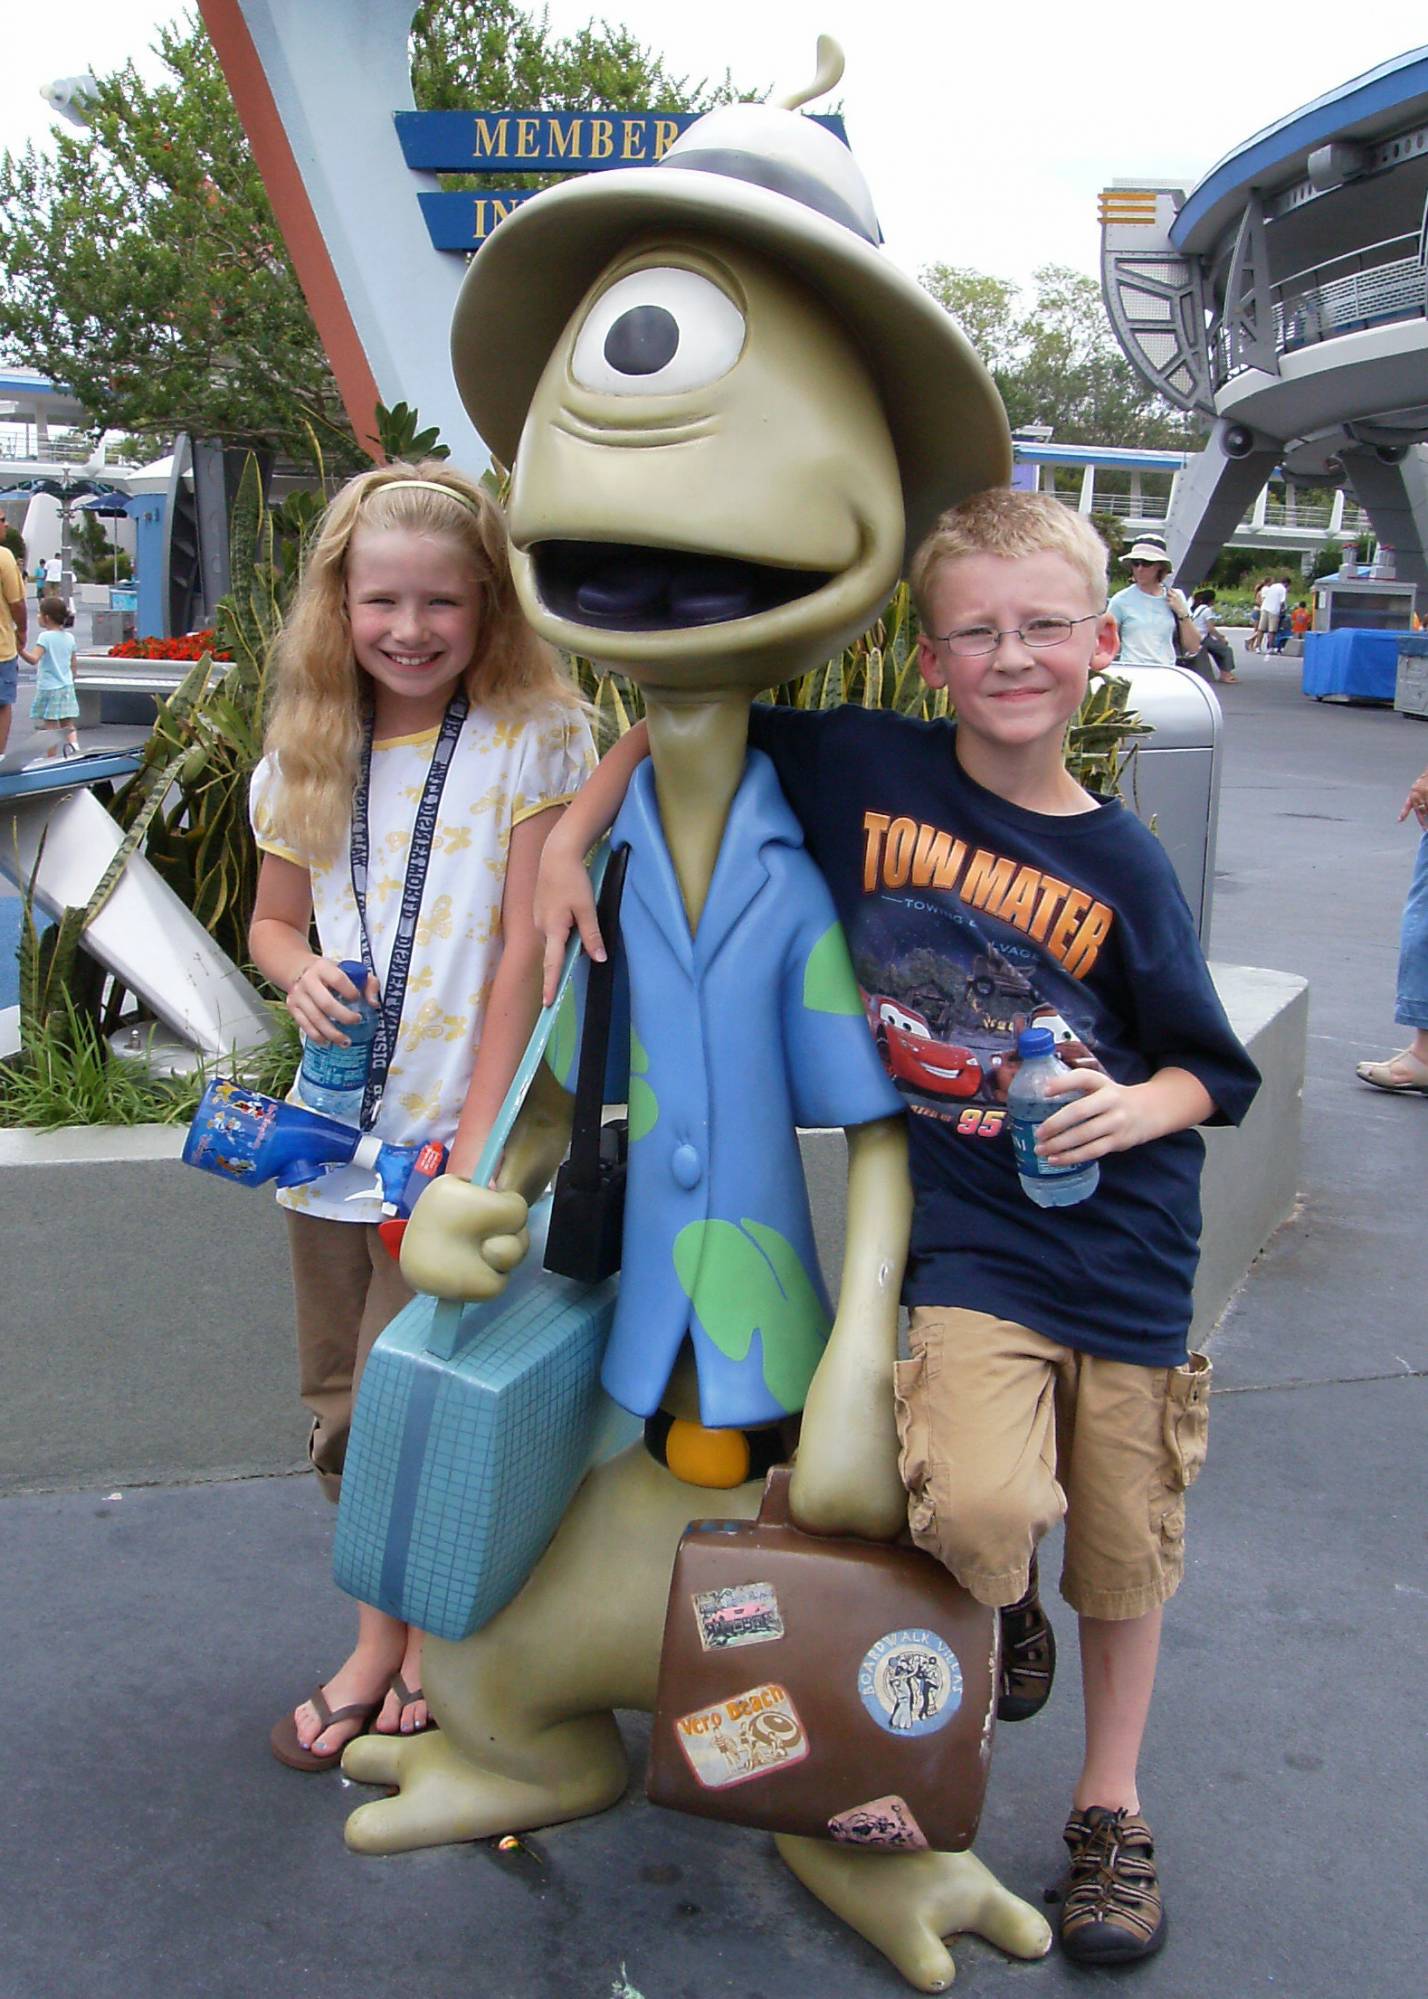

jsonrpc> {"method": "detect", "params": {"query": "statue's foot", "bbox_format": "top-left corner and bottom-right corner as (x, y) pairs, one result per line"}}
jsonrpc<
(776, 1834), (1052, 1992)
(341, 1724), (626, 1855)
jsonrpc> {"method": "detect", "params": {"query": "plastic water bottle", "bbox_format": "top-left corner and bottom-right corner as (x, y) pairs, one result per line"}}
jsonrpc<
(295, 959), (380, 1125)
(1007, 1026), (1099, 1208)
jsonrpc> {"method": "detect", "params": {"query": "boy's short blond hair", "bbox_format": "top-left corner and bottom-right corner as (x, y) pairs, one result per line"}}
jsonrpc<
(910, 488), (1110, 625)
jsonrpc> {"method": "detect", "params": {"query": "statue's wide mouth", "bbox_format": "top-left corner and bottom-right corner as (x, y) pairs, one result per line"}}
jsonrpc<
(531, 540), (832, 631)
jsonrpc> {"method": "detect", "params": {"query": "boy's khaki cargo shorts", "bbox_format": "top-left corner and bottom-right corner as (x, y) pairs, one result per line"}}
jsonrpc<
(895, 1306), (1212, 1621)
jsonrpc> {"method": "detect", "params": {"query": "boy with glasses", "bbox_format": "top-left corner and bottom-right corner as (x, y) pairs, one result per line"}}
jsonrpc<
(536, 488), (1258, 1967)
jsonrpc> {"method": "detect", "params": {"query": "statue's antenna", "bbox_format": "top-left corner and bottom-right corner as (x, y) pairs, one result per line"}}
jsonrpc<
(774, 34), (844, 111)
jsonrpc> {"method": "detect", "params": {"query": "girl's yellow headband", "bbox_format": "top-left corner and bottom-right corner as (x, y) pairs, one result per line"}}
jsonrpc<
(368, 476), (482, 516)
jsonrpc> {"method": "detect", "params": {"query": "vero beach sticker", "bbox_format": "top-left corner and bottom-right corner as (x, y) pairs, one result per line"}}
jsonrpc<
(674, 1682), (809, 1788)
(692, 1581), (784, 1651)
(858, 1629), (962, 1737)
(828, 1794), (929, 1850)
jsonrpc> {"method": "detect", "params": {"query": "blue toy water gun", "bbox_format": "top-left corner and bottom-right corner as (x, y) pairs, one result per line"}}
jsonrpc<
(182, 1078), (446, 1251)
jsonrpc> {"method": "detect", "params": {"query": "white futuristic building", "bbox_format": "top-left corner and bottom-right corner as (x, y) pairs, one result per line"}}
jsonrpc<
(1101, 46), (1428, 596)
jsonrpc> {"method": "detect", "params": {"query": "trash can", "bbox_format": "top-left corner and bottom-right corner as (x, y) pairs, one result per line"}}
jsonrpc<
(1110, 666), (1222, 944)
(1394, 635), (1428, 720)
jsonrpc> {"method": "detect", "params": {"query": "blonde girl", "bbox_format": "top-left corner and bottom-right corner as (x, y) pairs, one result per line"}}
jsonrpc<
(21, 595), (80, 763)
(249, 461), (592, 1770)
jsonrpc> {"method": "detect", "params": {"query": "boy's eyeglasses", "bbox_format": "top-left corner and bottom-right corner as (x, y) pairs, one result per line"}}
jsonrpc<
(931, 614), (1102, 658)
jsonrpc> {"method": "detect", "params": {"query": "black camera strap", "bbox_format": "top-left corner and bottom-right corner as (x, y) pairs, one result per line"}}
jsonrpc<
(544, 843), (630, 1284)
(565, 845), (629, 1190)
(349, 689), (469, 1128)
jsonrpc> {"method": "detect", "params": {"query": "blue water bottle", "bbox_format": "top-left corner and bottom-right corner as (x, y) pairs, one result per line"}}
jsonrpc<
(1007, 1026), (1099, 1209)
(294, 959), (380, 1125)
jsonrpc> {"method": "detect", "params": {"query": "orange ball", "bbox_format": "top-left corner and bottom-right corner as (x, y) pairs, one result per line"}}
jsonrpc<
(665, 1418), (751, 1489)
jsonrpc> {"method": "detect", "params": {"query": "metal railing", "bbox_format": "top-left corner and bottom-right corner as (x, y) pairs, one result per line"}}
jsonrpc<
(1213, 233), (1425, 383)
(0, 428), (148, 468)
(1051, 485), (1367, 541)
(1259, 497), (1368, 531)
(1090, 492), (1172, 520)
(1277, 250), (1423, 353)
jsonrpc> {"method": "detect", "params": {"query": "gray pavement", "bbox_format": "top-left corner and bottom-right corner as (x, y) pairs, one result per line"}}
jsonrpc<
(4, 640), (1427, 1999)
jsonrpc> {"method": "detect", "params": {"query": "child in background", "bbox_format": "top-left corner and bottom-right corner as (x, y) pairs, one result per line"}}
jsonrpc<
(248, 461), (592, 1770)
(1290, 600), (1312, 640)
(21, 595), (81, 765)
(537, 490), (1259, 1968)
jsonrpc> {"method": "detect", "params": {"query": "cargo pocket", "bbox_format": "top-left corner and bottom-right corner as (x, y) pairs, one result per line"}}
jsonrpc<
(1164, 1351), (1212, 1490)
(893, 1348), (938, 1550)
(1150, 1351), (1211, 1548)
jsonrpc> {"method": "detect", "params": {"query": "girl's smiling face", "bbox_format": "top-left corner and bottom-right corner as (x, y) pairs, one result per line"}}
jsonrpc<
(345, 526), (482, 729)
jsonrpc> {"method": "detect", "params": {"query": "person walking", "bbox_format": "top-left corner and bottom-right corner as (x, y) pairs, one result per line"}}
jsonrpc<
(19, 594), (81, 765)
(0, 535), (27, 757)
(1355, 764), (1428, 1095)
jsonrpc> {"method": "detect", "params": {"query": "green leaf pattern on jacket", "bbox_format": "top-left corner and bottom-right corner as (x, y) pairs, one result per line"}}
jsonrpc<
(673, 1216), (830, 1413)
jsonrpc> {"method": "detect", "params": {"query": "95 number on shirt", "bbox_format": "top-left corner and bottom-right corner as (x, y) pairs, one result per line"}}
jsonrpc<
(956, 1107), (1005, 1138)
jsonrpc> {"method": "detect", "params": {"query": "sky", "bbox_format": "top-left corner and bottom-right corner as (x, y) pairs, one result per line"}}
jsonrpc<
(9, 2), (1428, 296)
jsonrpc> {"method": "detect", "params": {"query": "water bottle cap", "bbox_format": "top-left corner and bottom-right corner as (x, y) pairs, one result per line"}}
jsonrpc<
(338, 959), (370, 988)
(1017, 1026), (1056, 1059)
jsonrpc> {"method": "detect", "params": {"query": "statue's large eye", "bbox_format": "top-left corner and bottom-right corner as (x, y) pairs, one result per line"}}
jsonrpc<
(570, 268), (745, 397)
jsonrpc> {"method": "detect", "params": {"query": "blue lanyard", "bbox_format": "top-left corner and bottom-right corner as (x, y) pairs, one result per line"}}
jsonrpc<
(349, 690), (469, 1128)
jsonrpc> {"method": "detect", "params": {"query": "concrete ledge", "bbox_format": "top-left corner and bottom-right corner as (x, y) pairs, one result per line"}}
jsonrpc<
(0, 1126), (302, 1495)
(1194, 963), (1308, 1338)
(1, 962), (1304, 1493)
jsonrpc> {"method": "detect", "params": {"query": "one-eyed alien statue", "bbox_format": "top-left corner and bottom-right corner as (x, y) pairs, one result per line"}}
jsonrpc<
(343, 41), (1053, 1993)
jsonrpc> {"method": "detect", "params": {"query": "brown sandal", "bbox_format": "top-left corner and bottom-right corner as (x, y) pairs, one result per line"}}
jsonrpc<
(375, 1671), (439, 1736)
(269, 1685), (385, 1772)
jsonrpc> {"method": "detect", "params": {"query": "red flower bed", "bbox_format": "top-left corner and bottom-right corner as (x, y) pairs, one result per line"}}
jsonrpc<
(108, 628), (233, 661)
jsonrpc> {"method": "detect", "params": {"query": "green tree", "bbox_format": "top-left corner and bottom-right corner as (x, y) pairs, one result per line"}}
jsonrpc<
(0, 5), (742, 454)
(70, 508), (132, 584)
(921, 261), (1201, 449)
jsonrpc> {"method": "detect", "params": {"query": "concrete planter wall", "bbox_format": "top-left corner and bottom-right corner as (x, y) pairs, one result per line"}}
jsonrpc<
(1, 1124), (304, 1496)
(1, 961), (1306, 1495)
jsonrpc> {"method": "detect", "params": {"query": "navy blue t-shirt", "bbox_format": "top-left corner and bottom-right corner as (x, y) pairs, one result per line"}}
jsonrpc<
(748, 702), (1261, 1367)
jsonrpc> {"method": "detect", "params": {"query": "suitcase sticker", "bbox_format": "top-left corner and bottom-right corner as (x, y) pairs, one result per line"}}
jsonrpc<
(828, 1794), (929, 1851)
(674, 1682), (809, 1788)
(857, 1629), (962, 1737)
(691, 1581), (784, 1651)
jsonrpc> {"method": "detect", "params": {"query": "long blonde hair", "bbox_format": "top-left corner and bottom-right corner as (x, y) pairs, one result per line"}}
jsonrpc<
(263, 460), (581, 863)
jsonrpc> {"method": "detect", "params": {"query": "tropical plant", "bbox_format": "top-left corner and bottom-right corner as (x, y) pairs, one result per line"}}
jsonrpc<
(0, 986), (299, 1131)
(69, 508), (133, 585)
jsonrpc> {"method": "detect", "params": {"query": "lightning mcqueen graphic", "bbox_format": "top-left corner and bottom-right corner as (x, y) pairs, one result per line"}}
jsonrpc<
(863, 995), (985, 1100)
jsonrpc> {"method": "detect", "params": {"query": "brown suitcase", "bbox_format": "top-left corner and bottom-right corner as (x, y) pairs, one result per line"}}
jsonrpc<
(647, 1466), (998, 1852)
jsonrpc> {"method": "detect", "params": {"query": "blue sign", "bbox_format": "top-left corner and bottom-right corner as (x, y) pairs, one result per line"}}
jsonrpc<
(398, 108), (851, 250)
(397, 108), (846, 174)
(417, 188), (540, 250)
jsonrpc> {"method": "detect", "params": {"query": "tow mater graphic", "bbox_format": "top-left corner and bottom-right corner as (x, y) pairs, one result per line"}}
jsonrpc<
(862, 989), (1101, 1110)
(865, 994), (985, 1100)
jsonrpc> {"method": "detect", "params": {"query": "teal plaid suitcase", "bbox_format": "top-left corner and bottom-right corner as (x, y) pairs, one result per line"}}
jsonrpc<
(332, 845), (637, 1641)
(332, 1196), (629, 1641)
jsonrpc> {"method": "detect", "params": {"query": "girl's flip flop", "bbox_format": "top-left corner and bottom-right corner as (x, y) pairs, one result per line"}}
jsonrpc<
(269, 1686), (385, 1772)
(378, 1671), (439, 1736)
